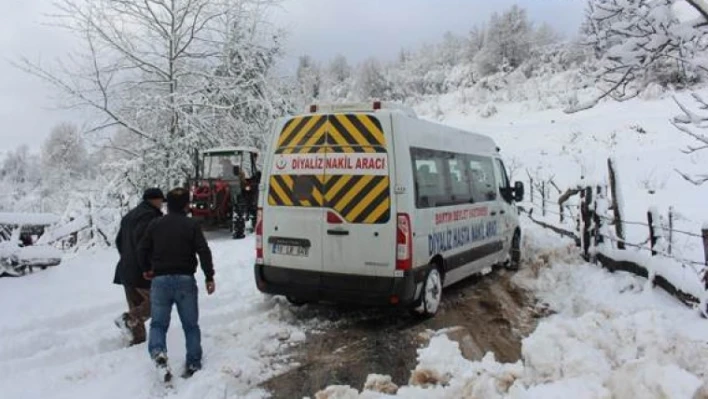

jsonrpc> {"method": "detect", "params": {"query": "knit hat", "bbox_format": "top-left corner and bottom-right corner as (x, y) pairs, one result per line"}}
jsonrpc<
(143, 187), (166, 201)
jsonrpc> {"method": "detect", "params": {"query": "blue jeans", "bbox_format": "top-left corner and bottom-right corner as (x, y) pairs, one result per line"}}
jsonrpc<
(148, 275), (202, 368)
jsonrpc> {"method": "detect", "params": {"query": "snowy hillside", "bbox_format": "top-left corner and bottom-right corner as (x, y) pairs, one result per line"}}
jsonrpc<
(419, 87), (708, 265)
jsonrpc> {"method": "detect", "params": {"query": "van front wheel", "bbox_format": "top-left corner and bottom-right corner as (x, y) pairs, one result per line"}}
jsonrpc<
(414, 267), (442, 317)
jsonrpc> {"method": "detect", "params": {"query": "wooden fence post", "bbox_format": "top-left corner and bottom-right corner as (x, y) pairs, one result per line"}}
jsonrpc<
(607, 158), (625, 249)
(702, 226), (708, 290)
(530, 176), (534, 203)
(648, 211), (657, 256)
(87, 198), (94, 241)
(542, 181), (546, 217)
(668, 207), (674, 256)
(580, 186), (593, 260)
(594, 185), (604, 247)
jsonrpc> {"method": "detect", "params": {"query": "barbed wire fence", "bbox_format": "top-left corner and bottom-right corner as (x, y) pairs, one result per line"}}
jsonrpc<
(519, 159), (707, 312)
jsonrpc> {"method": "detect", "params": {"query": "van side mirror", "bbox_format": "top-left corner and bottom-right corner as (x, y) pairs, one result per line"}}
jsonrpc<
(513, 181), (524, 202)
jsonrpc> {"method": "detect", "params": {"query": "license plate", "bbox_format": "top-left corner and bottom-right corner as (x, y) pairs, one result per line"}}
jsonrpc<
(272, 243), (309, 257)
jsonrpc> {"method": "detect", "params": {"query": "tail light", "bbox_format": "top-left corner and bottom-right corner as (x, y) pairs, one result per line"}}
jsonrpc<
(396, 213), (412, 271)
(255, 208), (264, 265)
(327, 211), (344, 224)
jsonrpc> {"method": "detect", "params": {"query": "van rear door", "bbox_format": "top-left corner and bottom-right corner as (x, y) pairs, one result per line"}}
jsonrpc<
(321, 113), (395, 278)
(264, 115), (328, 272)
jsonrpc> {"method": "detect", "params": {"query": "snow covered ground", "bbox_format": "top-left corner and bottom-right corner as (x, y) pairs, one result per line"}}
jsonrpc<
(315, 222), (708, 398)
(3, 224), (706, 399)
(0, 233), (319, 399)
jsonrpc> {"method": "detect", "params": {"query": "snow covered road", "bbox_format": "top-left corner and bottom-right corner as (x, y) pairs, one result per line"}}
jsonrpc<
(0, 233), (314, 399)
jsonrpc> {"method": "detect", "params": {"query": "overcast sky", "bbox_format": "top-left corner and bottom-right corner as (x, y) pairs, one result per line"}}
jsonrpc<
(0, 0), (585, 153)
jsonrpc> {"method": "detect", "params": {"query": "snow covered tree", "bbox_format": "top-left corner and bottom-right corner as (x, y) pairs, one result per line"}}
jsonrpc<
(18, 0), (286, 194)
(438, 32), (468, 66)
(467, 26), (486, 60)
(534, 22), (561, 47)
(0, 146), (40, 186)
(328, 54), (352, 84)
(672, 93), (708, 184)
(570, 0), (708, 112)
(0, 145), (42, 212)
(322, 54), (353, 101)
(296, 54), (322, 100)
(355, 58), (391, 100)
(41, 122), (88, 180)
(39, 122), (94, 214)
(476, 6), (534, 75)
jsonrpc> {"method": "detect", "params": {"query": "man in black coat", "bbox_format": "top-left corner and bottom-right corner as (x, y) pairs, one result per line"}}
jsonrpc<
(139, 187), (215, 379)
(113, 188), (164, 345)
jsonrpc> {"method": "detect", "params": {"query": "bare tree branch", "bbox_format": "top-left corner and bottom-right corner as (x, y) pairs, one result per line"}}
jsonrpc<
(675, 168), (708, 185)
(685, 0), (708, 24)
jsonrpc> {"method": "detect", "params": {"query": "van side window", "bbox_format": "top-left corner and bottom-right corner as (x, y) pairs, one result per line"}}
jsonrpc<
(447, 154), (472, 203)
(411, 148), (446, 208)
(467, 155), (497, 202)
(412, 147), (498, 208)
(495, 159), (512, 202)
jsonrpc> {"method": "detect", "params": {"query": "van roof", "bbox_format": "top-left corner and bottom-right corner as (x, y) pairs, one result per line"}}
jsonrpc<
(203, 146), (259, 155)
(405, 117), (499, 156)
(306, 101), (417, 118)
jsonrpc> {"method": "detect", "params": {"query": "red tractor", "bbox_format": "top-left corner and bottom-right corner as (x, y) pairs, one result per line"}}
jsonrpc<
(188, 147), (260, 239)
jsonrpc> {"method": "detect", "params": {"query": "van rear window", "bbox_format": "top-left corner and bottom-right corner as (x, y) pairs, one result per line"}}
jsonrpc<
(267, 114), (390, 224)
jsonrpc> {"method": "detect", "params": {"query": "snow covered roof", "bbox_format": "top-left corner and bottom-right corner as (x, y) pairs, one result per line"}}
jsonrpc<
(0, 212), (60, 226)
(306, 101), (418, 118)
(203, 146), (259, 155)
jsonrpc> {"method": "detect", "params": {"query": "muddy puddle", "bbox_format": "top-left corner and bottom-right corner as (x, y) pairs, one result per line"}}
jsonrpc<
(262, 267), (542, 398)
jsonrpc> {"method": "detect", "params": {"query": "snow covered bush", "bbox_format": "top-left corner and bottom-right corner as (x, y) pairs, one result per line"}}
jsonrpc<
(572, 0), (708, 112)
(672, 92), (708, 185)
(479, 104), (499, 118)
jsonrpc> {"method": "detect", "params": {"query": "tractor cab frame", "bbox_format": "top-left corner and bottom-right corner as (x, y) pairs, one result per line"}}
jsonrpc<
(188, 146), (261, 238)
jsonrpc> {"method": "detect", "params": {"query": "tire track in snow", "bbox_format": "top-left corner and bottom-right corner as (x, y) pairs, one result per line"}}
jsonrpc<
(262, 266), (542, 398)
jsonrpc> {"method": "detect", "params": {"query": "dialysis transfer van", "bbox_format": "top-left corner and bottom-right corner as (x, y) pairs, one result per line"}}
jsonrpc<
(254, 102), (524, 316)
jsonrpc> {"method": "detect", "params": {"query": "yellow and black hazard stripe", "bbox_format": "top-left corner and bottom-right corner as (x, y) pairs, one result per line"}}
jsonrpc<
(327, 114), (386, 152)
(268, 173), (391, 224)
(276, 114), (386, 154)
(324, 175), (390, 224)
(269, 113), (390, 224)
(268, 174), (326, 207)
(276, 115), (328, 154)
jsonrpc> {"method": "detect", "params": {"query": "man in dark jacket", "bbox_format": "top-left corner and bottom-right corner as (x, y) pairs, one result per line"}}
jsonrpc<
(113, 188), (164, 345)
(139, 187), (215, 379)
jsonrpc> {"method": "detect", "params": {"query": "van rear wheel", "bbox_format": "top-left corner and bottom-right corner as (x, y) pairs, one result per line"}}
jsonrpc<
(414, 267), (442, 318)
(506, 230), (521, 271)
(286, 296), (308, 306)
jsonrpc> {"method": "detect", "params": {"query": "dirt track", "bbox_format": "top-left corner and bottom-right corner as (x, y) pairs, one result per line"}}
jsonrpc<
(262, 267), (542, 398)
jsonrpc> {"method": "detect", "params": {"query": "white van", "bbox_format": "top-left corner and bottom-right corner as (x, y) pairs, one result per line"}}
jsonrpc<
(254, 102), (524, 316)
